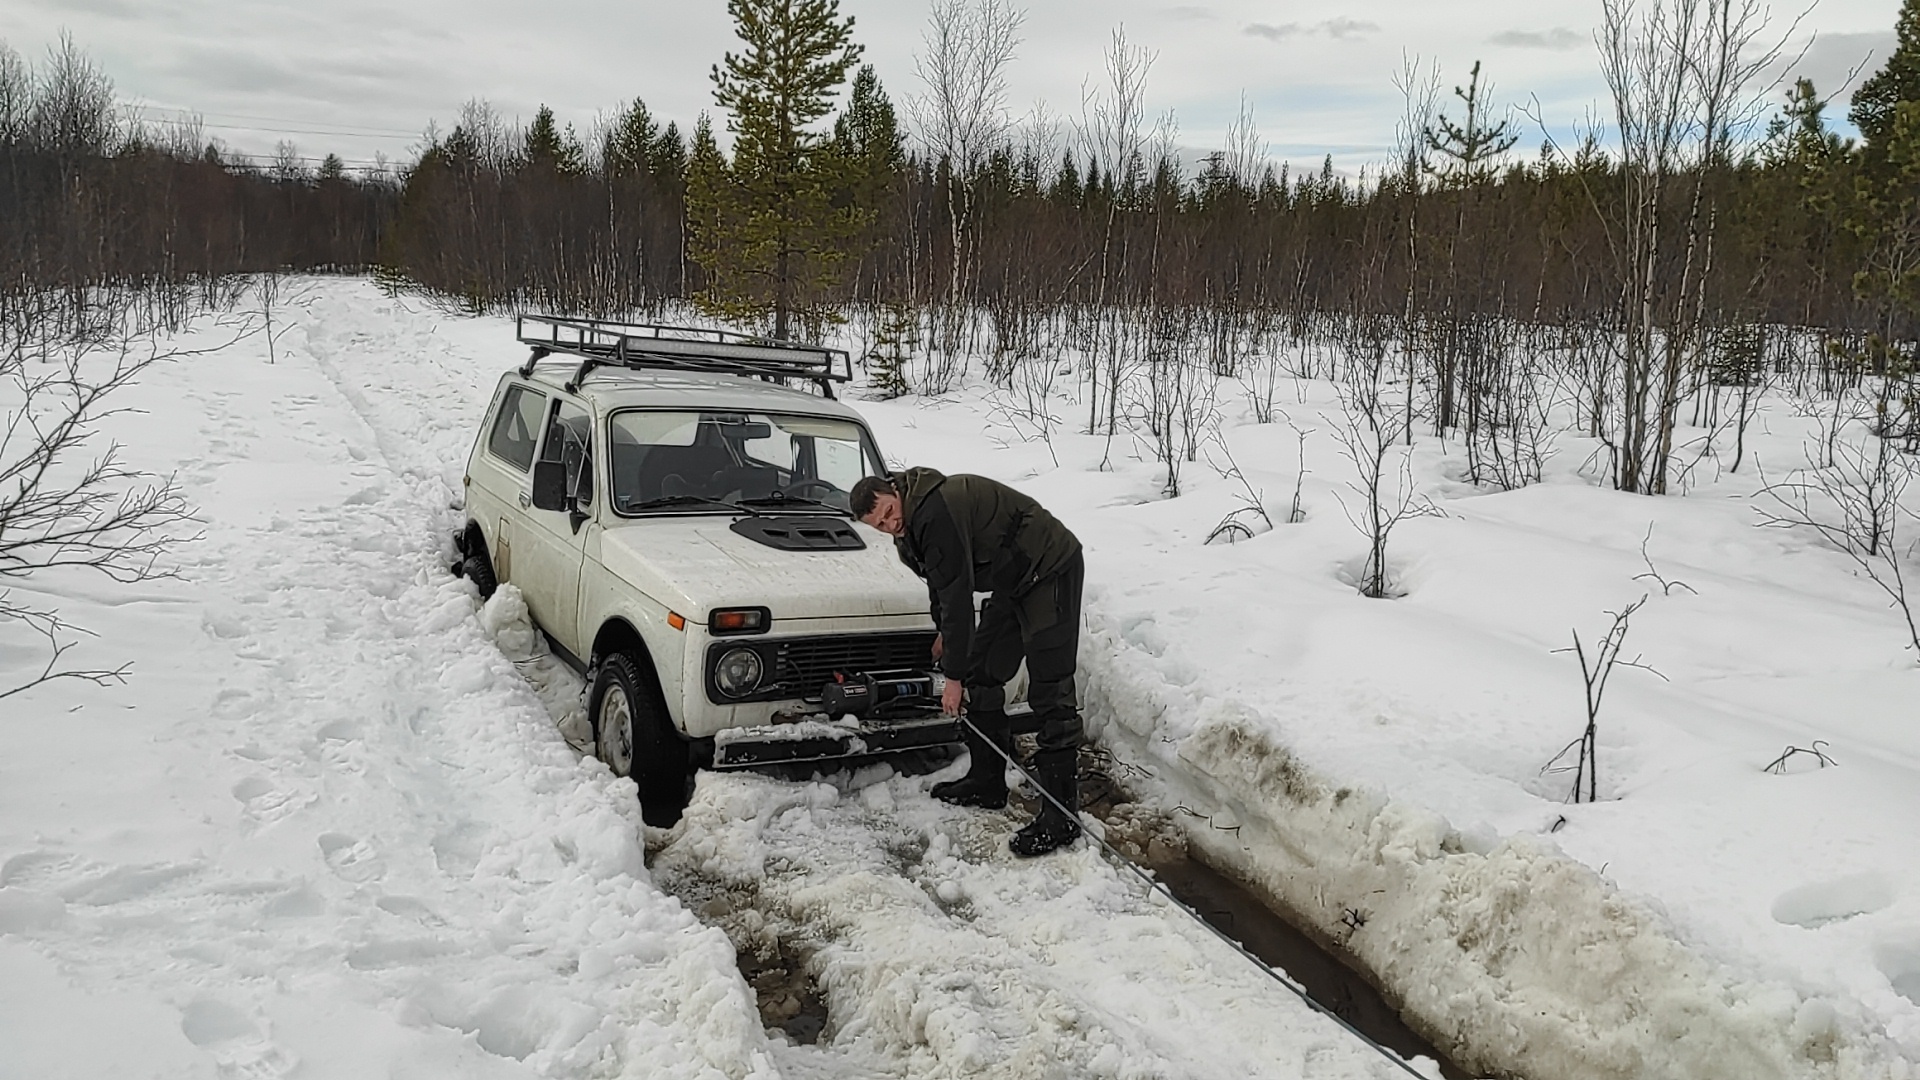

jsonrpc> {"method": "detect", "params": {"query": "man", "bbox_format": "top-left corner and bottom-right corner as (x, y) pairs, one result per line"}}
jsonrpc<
(851, 468), (1084, 857)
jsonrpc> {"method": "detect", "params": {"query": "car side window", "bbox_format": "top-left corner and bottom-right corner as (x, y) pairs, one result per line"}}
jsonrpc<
(487, 384), (547, 472)
(541, 401), (594, 506)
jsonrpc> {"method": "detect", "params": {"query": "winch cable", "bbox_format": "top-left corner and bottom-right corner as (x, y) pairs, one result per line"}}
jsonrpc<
(957, 712), (1439, 1080)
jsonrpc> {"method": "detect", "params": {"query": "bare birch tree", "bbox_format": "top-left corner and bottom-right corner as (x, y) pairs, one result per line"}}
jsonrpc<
(912, 0), (1022, 389)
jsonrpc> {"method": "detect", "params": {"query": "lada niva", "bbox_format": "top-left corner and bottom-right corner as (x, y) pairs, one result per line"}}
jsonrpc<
(456, 317), (956, 824)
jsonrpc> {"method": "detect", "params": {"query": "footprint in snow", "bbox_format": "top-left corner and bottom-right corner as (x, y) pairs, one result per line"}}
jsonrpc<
(232, 777), (313, 827)
(1771, 872), (1896, 928)
(317, 834), (385, 884)
(180, 998), (296, 1080)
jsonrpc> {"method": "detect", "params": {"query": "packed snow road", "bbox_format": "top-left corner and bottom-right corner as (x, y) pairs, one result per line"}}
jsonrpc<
(0, 283), (1430, 1079)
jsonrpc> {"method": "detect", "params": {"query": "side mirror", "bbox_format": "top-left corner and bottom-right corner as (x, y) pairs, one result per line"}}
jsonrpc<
(530, 459), (569, 511)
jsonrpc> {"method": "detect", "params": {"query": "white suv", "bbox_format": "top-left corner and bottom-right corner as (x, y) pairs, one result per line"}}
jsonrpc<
(455, 318), (951, 825)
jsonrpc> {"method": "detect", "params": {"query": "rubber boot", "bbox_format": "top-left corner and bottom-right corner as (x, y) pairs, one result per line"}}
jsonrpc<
(931, 711), (1010, 809)
(1010, 748), (1081, 857)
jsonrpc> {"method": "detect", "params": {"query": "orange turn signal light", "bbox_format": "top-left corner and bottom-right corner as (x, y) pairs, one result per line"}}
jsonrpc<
(708, 607), (769, 635)
(667, 612), (686, 631)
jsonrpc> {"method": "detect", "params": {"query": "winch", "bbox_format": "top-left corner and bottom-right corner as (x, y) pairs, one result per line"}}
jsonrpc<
(819, 670), (938, 718)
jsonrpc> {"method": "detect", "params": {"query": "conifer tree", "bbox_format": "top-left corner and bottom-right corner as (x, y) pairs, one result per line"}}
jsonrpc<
(691, 0), (865, 339)
(603, 100), (658, 178)
(830, 65), (903, 204)
(522, 105), (585, 175)
(1851, 0), (1920, 160)
(1423, 61), (1517, 187)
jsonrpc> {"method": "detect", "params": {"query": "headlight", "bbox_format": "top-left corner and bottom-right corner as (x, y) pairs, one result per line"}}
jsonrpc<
(714, 647), (764, 698)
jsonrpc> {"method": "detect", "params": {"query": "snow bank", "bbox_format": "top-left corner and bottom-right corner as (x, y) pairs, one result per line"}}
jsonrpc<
(1084, 637), (1907, 1080)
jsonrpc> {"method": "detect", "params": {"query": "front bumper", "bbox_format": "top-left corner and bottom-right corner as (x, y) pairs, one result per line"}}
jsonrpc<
(705, 710), (961, 769)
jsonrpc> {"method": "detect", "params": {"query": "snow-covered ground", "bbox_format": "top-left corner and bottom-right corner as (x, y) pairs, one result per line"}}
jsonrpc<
(3, 276), (1918, 1079)
(0, 280), (1430, 1080)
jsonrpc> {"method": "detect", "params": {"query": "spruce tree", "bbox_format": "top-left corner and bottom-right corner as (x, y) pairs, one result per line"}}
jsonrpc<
(829, 65), (902, 204)
(522, 105), (584, 175)
(603, 100), (658, 179)
(691, 0), (865, 339)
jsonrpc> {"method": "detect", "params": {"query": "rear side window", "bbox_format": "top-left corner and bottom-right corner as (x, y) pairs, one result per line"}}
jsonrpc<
(488, 384), (546, 472)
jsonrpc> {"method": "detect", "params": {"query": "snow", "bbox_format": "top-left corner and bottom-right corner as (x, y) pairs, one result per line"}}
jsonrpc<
(857, 360), (1920, 1079)
(0, 280), (1426, 1080)
(4, 275), (1918, 1079)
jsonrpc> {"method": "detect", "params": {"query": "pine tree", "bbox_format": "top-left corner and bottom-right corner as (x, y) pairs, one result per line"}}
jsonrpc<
(1423, 61), (1517, 188)
(1851, 0), (1920, 160)
(866, 300), (917, 398)
(690, 0), (865, 340)
(684, 113), (729, 299)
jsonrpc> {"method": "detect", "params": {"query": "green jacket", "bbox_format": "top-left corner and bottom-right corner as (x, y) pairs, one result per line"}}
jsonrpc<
(890, 467), (1080, 679)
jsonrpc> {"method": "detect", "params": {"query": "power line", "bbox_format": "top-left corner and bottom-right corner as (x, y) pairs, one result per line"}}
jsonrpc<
(125, 102), (423, 139)
(197, 121), (419, 141)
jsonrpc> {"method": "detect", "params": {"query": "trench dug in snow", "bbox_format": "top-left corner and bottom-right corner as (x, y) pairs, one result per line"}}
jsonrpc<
(644, 744), (1463, 1077)
(482, 590), (1454, 1074)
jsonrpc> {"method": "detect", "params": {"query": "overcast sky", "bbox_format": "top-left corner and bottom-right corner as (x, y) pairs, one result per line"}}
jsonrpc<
(0, 0), (1902, 177)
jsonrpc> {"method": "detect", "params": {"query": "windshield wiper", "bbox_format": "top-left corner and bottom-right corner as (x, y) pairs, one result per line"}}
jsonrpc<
(735, 491), (847, 514)
(623, 494), (760, 515)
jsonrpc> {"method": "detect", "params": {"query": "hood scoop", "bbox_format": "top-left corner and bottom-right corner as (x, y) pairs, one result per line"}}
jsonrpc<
(730, 515), (867, 551)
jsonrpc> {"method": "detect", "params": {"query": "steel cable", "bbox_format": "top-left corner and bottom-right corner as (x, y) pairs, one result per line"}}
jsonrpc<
(959, 712), (1440, 1080)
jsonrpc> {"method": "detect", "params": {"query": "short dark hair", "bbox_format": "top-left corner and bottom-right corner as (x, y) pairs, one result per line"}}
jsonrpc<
(849, 474), (897, 518)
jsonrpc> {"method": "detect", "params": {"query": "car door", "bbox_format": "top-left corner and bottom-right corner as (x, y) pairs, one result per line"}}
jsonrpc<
(514, 397), (595, 657)
(470, 380), (550, 586)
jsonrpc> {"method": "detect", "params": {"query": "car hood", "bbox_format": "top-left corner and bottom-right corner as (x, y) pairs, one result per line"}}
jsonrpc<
(597, 516), (931, 623)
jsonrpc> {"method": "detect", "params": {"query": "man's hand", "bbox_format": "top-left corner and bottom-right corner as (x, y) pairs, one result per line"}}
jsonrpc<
(940, 678), (964, 716)
(930, 634), (944, 663)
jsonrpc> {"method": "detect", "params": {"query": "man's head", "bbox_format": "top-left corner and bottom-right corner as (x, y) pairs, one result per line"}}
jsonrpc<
(851, 475), (905, 536)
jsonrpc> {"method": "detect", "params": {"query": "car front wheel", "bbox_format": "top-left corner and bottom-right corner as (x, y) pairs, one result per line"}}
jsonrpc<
(590, 651), (691, 827)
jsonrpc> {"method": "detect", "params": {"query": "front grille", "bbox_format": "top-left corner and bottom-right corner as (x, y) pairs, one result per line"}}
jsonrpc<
(706, 630), (937, 704)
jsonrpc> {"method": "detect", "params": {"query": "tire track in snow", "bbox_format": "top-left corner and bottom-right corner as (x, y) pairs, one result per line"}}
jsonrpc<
(3, 291), (781, 1080)
(283, 282), (1435, 1078)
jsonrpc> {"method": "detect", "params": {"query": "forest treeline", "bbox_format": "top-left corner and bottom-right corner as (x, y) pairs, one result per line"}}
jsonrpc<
(6, 3), (1920, 454)
(0, 38), (390, 340)
(0, 19), (1897, 342)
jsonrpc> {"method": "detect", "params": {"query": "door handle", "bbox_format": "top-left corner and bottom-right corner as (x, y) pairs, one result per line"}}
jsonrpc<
(518, 492), (533, 508)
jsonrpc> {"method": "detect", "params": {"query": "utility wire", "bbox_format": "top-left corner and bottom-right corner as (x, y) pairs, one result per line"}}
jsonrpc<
(958, 712), (1439, 1080)
(126, 103), (421, 138)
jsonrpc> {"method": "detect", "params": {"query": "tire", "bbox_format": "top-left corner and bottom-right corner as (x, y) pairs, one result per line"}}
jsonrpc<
(462, 540), (498, 600)
(590, 651), (691, 827)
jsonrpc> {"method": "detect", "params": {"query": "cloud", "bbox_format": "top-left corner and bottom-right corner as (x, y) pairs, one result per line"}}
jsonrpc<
(1244, 18), (1378, 42)
(1784, 31), (1895, 103)
(1321, 17), (1379, 40)
(1245, 21), (1303, 40)
(1490, 28), (1585, 51)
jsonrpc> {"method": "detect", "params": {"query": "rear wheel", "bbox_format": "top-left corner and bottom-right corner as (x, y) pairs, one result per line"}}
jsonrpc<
(590, 651), (691, 827)
(460, 528), (498, 600)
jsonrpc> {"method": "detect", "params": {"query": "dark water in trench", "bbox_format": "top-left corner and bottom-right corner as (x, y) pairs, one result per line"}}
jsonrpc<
(1132, 849), (1473, 1079)
(716, 750), (1471, 1074)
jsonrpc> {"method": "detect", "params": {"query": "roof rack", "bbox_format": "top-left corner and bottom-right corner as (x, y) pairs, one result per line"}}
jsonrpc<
(515, 315), (853, 398)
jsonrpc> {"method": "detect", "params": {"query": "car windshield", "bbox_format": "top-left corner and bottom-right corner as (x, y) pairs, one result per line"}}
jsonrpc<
(607, 409), (884, 516)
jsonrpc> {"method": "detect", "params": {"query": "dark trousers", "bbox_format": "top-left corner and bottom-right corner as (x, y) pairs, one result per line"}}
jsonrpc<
(963, 549), (1084, 755)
